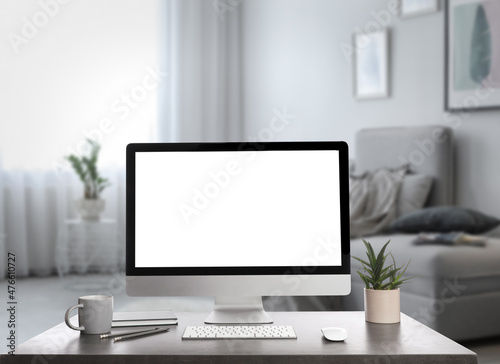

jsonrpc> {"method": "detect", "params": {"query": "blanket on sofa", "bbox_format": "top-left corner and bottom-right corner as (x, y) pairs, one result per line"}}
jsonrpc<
(350, 167), (406, 238)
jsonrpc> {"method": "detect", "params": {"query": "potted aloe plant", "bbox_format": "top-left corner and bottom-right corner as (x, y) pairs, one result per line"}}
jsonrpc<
(352, 240), (412, 324)
(66, 139), (110, 221)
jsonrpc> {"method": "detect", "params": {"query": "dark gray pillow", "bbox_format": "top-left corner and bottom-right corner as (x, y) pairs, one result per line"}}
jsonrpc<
(388, 206), (500, 234)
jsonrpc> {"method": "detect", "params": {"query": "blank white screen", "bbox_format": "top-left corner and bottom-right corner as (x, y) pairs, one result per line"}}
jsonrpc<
(135, 150), (342, 267)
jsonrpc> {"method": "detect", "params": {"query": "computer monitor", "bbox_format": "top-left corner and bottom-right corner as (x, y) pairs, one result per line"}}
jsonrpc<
(126, 141), (350, 324)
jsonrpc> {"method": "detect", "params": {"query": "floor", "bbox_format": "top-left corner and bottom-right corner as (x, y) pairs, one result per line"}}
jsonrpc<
(1, 273), (499, 363)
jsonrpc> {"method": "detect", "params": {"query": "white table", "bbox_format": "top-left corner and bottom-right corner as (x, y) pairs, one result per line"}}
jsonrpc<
(56, 219), (124, 276)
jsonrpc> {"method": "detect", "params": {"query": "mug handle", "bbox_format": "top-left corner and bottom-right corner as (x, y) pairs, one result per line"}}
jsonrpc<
(65, 304), (85, 331)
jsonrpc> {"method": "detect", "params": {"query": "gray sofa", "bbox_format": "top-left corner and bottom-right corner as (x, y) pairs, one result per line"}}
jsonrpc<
(267, 125), (500, 341)
(345, 125), (500, 341)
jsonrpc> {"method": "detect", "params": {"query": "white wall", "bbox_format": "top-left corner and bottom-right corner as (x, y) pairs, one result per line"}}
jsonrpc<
(0, 0), (162, 169)
(239, 0), (500, 221)
(1, 0), (499, 221)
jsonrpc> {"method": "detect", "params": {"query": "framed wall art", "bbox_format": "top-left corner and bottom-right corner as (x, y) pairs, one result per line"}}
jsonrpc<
(352, 28), (390, 99)
(400, 0), (439, 17)
(445, 0), (500, 111)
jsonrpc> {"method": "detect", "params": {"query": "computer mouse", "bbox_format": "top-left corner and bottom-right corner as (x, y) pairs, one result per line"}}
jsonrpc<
(321, 327), (348, 341)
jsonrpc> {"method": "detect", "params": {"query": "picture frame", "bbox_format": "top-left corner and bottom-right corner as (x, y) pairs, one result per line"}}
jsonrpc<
(399, 0), (439, 17)
(352, 28), (390, 99)
(445, 0), (500, 111)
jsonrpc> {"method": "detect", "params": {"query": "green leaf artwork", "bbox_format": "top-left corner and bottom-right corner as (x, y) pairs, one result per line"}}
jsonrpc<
(470, 4), (491, 84)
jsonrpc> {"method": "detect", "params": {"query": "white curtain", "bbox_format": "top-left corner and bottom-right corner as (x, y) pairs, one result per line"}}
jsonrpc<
(0, 0), (243, 277)
(159, 0), (243, 142)
(0, 167), (125, 277)
(0, 0), (162, 277)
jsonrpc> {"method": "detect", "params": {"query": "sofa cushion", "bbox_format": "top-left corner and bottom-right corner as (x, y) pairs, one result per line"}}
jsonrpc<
(397, 174), (433, 217)
(350, 234), (500, 298)
(388, 206), (500, 234)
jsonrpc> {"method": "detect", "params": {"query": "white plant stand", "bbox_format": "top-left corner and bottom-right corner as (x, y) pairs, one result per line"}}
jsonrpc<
(56, 219), (124, 277)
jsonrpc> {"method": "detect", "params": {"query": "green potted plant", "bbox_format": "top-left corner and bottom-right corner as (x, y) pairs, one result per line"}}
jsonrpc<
(352, 239), (412, 324)
(66, 139), (110, 221)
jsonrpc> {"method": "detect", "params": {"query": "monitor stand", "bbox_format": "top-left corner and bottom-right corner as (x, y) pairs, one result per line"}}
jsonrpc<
(204, 296), (273, 324)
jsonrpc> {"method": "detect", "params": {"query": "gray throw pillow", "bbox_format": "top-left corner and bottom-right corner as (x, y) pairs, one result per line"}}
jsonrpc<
(397, 175), (433, 217)
(388, 206), (500, 234)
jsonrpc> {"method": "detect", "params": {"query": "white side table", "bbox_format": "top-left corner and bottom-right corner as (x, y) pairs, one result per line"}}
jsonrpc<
(56, 219), (124, 277)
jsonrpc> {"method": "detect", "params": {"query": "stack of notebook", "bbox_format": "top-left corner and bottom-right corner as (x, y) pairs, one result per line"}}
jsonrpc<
(112, 311), (178, 328)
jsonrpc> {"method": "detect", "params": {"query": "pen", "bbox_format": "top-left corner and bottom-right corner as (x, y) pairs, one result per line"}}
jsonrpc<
(100, 328), (159, 339)
(114, 327), (170, 342)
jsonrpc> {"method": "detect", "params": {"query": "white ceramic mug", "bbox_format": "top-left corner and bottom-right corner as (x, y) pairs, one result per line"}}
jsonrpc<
(64, 295), (113, 334)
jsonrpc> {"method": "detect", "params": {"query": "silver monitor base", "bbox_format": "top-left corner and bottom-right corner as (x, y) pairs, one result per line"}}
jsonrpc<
(205, 296), (273, 324)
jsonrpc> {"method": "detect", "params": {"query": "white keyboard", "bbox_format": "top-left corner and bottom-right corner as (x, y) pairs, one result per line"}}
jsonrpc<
(182, 325), (297, 339)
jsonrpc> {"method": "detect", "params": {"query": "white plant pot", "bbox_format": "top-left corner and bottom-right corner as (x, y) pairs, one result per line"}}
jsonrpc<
(75, 198), (105, 221)
(364, 288), (400, 324)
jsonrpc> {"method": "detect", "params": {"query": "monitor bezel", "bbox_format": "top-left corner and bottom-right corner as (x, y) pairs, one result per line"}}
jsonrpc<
(126, 141), (350, 276)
